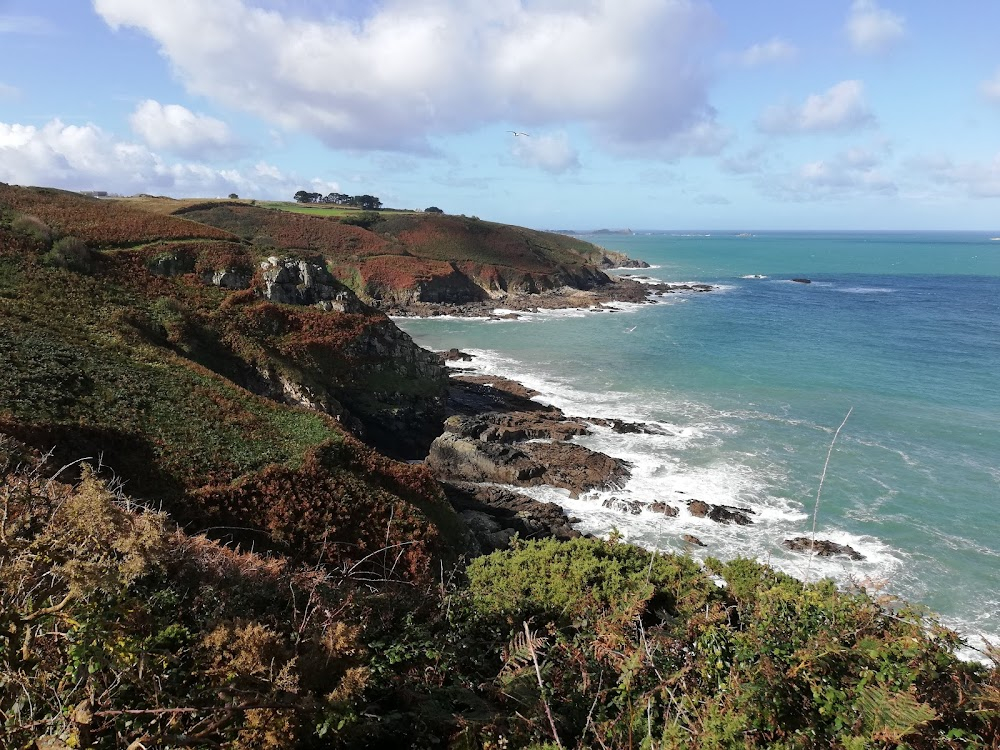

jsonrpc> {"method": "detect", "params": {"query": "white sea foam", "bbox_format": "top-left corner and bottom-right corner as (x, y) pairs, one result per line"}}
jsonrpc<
(835, 286), (896, 294)
(741, 274), (768, 279)
(435, 345), (991, 661)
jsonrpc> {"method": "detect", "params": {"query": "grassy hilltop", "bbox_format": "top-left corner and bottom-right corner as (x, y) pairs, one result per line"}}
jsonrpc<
(0, 185), (997, 748)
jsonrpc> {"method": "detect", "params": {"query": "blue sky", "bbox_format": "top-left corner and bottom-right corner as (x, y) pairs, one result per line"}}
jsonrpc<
(1, 0), (999, 229)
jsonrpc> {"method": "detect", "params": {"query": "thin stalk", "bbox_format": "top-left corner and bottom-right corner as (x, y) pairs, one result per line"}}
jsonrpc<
(806, 407), (853, 582)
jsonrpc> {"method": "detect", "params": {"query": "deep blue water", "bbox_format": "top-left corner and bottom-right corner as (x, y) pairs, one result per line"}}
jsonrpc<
(398, 231), (1000, 657)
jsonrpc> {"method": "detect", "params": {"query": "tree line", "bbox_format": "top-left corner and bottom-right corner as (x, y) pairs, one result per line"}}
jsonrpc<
(293, 191), (382, 210)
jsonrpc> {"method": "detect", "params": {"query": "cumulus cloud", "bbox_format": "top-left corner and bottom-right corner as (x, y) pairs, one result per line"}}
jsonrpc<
(129, 100), (237, 158)
(737, 38), (797, 67)
(846, 0), (905, 55)
(93, 0), (719, 153)
(511, 131), (580, 174)
(0, 118), (332, 198)
(980, 68), (1000, 103)
(757, 80), (874, 134)
(760, 145), (896, 201)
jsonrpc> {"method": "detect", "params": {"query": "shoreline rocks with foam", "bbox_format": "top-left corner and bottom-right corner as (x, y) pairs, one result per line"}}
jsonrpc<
(385, 277), (714, 319)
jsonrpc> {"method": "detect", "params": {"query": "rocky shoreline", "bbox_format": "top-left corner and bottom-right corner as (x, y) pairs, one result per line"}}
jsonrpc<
(384, 276), (714, 319)
(425, 353), (864, 563)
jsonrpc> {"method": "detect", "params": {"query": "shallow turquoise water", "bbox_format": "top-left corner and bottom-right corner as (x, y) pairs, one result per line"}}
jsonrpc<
(398, 231), (1000, 655)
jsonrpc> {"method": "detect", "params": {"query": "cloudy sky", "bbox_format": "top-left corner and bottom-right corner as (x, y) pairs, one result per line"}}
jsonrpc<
(1, 0), (999, 229)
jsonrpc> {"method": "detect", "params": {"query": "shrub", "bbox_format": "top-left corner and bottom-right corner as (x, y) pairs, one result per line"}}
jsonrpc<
(11, 213), (52, 249)
(339, 211), (383, 230)
(41, 235), (94, 273)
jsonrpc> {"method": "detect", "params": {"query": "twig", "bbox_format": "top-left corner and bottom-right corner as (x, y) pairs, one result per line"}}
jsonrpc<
(806, 407), (853, 582)
(524, 621), (563, 750)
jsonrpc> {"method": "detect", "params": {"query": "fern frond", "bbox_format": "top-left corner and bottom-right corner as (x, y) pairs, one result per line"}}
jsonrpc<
(501, 628), (547, 676)
(856, 683), (937, 742)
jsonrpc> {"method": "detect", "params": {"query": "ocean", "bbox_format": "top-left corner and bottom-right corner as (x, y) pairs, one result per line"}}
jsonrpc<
(396, 231), (1000, 659)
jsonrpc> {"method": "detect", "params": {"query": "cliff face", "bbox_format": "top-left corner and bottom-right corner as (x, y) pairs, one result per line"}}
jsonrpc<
(0, 186), (457, 569)
(174, 203), (637, 306)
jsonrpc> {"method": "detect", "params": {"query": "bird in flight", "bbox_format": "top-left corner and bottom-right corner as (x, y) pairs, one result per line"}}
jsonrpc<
(508, 130), (530, 137)
(625, 325), (637, 333)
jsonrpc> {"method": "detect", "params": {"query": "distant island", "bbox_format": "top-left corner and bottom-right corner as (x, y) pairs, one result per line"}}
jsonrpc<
(552, 227), (635, 236)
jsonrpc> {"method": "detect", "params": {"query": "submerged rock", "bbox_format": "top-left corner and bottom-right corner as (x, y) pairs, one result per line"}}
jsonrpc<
(681, 534), (707, 547)
(603, 496), (643, 515)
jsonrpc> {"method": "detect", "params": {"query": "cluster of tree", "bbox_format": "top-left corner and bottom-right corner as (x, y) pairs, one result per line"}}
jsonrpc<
(293, 191), (382, 210)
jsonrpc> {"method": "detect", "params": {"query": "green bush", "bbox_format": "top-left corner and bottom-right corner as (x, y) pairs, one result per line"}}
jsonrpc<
(41, 235), (94, 273)
(339, 211), (383, 230)
(11, 213), (52, 249)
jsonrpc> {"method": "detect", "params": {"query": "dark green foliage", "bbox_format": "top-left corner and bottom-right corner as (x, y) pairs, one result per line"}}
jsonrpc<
(339, 210), (383, 230)
(41, 235), (94, 273)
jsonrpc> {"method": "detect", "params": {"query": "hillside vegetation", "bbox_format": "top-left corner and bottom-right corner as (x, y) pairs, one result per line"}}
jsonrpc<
(0, 184), (996, 748)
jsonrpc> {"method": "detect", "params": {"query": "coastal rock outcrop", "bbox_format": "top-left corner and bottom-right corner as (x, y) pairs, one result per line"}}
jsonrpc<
(259, 256), (364, 312)
(443, 481), (581, 554)
(426, 432), (629, 497)
(682, 534), (707, 547)
(783, 537), (864, 561)
(687, 500), (755, 525)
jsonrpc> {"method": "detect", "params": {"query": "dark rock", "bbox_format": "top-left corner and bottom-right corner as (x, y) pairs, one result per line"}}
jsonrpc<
(783, 537), (864, 560)
(707, 505), (754, 526)
(603, 496), (643, 515)
(681, 534), (707, 547)
(649, 502), (679, 517)
(426, 432), (630, 497)
(791, 278), (812, 284)
(442, 481), (580, 554)
(443, 413), (589, 444)
(588, 418), (665, 435)
(687, 499), (754, 525)
(688, 500), (710, 517)
(439, 348), (473, 362)
(448, 376), (556, 416)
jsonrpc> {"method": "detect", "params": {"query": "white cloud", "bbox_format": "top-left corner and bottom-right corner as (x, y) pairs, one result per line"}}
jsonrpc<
(761, 146), (896, 201)
(129, 100), (237, 158)
(980, 68), (1000, 103)
(720, 146), (767, 174)
(0, 118), (328, 198)
(738, 38), (797, 67)
(916, 153), (1000, 198)
(511, 131), (580, 174)
(846, 0), (905, 55)
(659, 119), (732, 159)
(93, 0), (719, 154)
(757, 80), (874, 134)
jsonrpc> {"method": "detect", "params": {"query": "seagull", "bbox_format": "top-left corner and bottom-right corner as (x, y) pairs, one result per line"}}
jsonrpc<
(508, 130), (530, 137)
(625, 325), (637, 333)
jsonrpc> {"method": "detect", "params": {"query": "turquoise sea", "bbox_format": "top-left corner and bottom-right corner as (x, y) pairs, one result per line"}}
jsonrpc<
(397, 231), (1000, 658)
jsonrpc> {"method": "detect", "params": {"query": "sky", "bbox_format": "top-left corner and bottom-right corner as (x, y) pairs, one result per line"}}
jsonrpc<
(1, 0), (999, 230)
